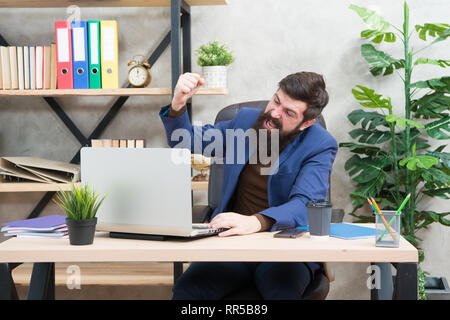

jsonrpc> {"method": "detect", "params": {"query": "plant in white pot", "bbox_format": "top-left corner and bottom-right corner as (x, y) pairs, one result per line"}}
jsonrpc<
(195, 40), (235, 88)
(54, 183), (106, 245)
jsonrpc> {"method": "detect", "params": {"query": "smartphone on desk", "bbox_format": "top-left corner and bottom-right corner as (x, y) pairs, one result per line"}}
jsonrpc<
(274, 228), (306, 238)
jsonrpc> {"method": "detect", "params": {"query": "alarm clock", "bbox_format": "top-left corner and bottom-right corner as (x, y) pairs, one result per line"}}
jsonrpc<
(127, 55), (152, 88)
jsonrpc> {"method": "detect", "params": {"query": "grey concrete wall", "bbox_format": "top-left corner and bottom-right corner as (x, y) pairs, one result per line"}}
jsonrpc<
(0, 0), (449, 299)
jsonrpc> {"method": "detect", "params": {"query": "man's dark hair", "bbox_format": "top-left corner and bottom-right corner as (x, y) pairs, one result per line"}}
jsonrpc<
(278, 72), (329, 122)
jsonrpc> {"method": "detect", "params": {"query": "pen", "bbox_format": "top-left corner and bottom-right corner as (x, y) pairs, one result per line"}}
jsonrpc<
(370, 197), (397, 241)
(378, 193), (410, 240)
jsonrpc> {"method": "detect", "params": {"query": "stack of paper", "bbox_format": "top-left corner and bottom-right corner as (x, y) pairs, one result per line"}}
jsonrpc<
(1, 215), (68, 238)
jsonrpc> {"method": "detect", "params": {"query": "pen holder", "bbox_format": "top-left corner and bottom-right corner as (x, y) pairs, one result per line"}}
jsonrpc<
(375, 210), (401, 248)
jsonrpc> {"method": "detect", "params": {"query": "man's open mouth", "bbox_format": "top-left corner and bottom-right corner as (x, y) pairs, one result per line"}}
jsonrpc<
(264, 118), (279, 130)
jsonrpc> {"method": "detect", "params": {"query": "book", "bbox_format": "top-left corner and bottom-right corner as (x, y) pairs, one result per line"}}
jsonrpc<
(127, 139), (135, 148)
(0, 47), (2, 89)
(297, 223), (375, 240)
(103, 139), (112, 147)
(136, 139), (145, 148)
(17, 46), (24, 90)
(91, 139), (103, 147)
(35, 46), (43, 89)
(23, 46), (30, 89)
(9, 46), (18, 89)
(1, 215), (66, 232)
(29, 46), (36, 90)
(112, 139), (119, 148)
(1, 46), (11, 89)
(119, 139), (127, 148)
(1, 215), (68, 239)
(50, 43), (57, 89)
(43, 45), (51, 89)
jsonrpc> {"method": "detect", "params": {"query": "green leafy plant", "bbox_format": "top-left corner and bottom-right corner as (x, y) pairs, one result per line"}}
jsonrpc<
(54, 182), (106, 220)
(418, 267), (428, 300)
(340, 3), (450, 261)
(196, 40), (235, 66)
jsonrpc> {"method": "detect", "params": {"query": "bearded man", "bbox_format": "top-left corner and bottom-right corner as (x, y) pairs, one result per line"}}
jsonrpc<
(160, 71), (338, 300)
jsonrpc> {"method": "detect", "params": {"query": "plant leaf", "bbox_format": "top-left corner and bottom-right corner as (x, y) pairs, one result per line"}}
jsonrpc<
(385, 114), (425, 129)
(361, 29), (397, 43)
(338, 142), (386, 156)
(352, 85), (393, 109)
(416, 210), (450, 228)
(422, 187), (450, 200)
(410, 76), (450, 93)
(399, 155), (439, 171)
(426, 151), (450, 168)
(433, 27), (450, 44)
(396, 128), (431, 155)
(415, 23), (450, 41)
(349, 5), (391, 32)
(414, 57), (450, 68)
(347, 109), (388, 129)
(348, 128), (392, 144)
(425, 116), (450, 140)
(412, 92), (450, 119)
(344, 154), (391, 184)
(420, 166), (450, 186)
(361, 44), (404, 76)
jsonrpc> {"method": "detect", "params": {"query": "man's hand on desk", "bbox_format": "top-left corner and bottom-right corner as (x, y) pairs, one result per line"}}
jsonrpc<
(208, 212), (262, 237)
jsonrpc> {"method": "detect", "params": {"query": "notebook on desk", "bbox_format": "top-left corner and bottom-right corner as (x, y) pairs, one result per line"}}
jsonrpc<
(80, 147), (226, 240)
(297, 223), (375, 240)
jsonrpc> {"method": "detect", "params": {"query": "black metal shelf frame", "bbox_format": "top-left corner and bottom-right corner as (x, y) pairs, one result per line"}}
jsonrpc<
(0, 0), (191, 299)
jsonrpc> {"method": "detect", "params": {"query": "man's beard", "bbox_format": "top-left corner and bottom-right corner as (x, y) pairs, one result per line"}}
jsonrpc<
(252, 110), (303, 158)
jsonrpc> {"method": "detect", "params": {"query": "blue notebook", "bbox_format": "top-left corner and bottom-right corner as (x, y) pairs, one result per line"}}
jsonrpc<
(1, 215), (66, 232)
(297, 223), (375, 240)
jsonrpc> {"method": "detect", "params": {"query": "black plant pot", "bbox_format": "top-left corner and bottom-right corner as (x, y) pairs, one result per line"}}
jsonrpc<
(66, 218), (97, 245)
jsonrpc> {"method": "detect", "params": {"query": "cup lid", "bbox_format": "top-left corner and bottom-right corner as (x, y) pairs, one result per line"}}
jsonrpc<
(306, 199), (333, 208)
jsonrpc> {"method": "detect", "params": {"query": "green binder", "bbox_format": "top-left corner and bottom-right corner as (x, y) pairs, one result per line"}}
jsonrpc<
(87, 21), (101, 89)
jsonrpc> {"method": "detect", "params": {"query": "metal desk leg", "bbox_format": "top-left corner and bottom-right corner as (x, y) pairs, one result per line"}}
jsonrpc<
(27, 263), (55, 300)
(370, 262), (394, 300)
(393, 262), (418, 300)
(0, 263), (19, 300)
(173, 262), (183, 284)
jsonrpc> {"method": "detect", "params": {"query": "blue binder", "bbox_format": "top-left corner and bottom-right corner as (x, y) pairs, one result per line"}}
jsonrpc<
(71, 21), (89, 89)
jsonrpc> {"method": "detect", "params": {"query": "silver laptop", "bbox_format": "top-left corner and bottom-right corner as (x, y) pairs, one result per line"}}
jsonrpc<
(80, 147), (225, 238)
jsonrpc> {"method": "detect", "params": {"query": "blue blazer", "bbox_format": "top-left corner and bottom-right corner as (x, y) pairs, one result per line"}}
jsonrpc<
(160, 104), (338, 231)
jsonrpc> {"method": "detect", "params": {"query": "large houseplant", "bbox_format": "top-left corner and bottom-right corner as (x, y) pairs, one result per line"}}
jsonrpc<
(195, 40), (235, 88)
(54, 182), (106, 245)
(340, 2), (449, 298)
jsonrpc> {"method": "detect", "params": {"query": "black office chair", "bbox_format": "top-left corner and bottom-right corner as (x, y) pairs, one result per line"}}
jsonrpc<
(191, 100), (344, 300)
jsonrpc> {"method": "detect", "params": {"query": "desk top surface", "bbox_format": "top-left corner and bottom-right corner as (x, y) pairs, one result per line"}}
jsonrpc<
(0, 225), (418, 263)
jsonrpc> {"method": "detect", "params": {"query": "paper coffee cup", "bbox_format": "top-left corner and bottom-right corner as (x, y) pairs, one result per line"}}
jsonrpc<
(306, 200), (333, 237)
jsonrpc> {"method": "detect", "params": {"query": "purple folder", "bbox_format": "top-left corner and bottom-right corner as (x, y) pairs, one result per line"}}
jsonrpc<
(1, 215), (66, 232)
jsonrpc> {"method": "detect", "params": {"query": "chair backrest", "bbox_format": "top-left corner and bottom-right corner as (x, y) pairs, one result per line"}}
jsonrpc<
(205, 100), (329, 221)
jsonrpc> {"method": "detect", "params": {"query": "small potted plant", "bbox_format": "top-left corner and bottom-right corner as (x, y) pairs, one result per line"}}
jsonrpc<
(54, 182), (106, 245)
(195, 40), (235, 88)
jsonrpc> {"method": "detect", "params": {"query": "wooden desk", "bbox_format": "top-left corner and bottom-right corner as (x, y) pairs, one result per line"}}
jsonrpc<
(0, 227), (418, 300)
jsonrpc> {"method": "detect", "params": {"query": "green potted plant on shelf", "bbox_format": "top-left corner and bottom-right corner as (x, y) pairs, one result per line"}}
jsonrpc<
(340, 2), (450, 299)
(54, 182), (106, 245)
(195, 40), (235, 88)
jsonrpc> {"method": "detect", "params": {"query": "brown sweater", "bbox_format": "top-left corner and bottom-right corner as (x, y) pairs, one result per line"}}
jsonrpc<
(231, 161), (275, 231)
(168, 105), (275, 231)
